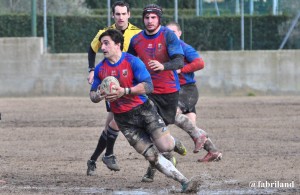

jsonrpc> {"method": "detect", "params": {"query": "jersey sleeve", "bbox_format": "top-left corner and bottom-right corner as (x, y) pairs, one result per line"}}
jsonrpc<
(181, 42), (204, 73)
(129, 54), (152, 84)
(165, 28), (184, 57)
(90, 65), (102, 91)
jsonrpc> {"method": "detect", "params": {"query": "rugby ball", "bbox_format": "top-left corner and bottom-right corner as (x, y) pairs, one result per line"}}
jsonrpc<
(100, 76), (120, 94)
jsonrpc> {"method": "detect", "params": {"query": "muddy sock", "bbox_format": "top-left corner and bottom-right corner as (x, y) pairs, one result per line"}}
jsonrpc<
(90, 130), (107, 161)
(175, 113), (204, 139)
(154, 153), (188, 184)
(104, 126), (119, 156)
(203, 138), (218, 152)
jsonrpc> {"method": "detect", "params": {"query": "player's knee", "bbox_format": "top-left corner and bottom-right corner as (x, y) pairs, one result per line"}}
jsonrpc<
(155, 139), (174, 153)
(109, 119), (120, 130)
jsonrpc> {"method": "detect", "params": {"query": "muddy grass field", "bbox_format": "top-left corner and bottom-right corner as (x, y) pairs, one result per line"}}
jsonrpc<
(0, 96), (299, 195)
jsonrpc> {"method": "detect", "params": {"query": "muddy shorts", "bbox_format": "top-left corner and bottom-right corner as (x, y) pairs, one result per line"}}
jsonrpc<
(178, 83), (199, 114)
(148, 91), (179, 125)
(113, 100), (166, 148)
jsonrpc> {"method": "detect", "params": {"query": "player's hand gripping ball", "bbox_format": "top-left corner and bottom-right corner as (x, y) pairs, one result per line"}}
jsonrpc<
(99, 76), (120, 95)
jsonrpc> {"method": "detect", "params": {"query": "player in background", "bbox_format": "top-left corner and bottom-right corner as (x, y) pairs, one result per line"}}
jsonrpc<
(167, 21), (222, 163)
(90, 29), (195, 192)
(86, 1), (141, 176)
(127, 4), (188, 182)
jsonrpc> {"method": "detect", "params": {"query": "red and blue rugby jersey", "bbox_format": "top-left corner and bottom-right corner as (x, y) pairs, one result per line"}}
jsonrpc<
(128, 26), (183, 94)
(91, 52), (152, 114)
(179, 40), (204, 86)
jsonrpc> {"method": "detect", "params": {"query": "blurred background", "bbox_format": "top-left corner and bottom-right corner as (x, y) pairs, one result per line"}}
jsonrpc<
(0, 0), (299, 53)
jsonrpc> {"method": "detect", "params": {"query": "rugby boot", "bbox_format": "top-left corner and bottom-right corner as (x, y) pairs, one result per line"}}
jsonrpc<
(181, 177), (200, 193)
(174, 138), (187, 156)
(193, 134), (208, 153)
(102, 154), (120, 171)
(198, 151), (222, 162)
(141, 165), (157, 182)
(86, 160), (96, 176)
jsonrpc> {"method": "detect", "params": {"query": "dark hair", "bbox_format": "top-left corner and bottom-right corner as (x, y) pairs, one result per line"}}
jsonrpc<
(167, 21), (181, 31)
(99, 29), (124, 51)
(143, 4), (163, 19)
(112, 1), (130, 14)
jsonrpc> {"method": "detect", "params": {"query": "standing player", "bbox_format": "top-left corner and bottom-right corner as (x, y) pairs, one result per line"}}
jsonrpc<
(167, 21), (222, 163)
(127, 4), (187, 182)
(90, 29), (194, 192)
(86, 1), (141, 175)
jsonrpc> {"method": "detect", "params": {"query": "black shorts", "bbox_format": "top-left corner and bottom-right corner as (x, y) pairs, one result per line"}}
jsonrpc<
(178, 83), (199, 114)
(113, 100), (166, 147)
(148, 91), (179, 125)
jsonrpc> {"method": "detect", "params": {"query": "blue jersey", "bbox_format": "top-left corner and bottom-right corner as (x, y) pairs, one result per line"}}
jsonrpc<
(91, 52), (152, 113)
(179, 40), (204, 85)
(128, 26), (183, 94)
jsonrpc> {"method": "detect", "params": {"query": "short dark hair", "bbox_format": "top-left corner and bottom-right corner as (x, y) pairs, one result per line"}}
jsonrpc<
(112, 1), (130, 14)
(99, 29), (124, 51)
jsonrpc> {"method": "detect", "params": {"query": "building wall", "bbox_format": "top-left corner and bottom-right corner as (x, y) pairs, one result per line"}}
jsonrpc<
(0, 37), (299, 97)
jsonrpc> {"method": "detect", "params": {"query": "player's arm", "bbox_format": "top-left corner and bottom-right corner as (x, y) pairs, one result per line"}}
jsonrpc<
(88, 46), (96, 70)
(130, 79), (153, 95)
(180, 43), (204, 73)
(90, 88), (106, 103)
(89, 67), (106, 103)
(106, 79), (153, 102)
(162, 29), (184, 70)
(87, 30), (104, 84)
(163, 54), (184, 70)
(181, 58), (204, 73)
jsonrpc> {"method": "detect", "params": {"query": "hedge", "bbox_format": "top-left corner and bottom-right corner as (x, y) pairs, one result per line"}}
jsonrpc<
(0, 14), (294, 53)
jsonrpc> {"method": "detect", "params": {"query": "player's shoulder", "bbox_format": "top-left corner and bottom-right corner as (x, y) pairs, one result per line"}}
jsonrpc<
(124, 52), (143, 64)
(128, 23), (142, 31)
(104, 24), (116, 31)
(96, 24), (115, 35)
(161, 26), (172, 33)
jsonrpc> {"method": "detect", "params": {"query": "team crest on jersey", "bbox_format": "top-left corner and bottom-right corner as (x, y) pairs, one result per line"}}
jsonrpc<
(148, 44), (153, 48)
(122, 69), (128, 77)
(158, 43), (162, 50)
(111, 70), (117, 76)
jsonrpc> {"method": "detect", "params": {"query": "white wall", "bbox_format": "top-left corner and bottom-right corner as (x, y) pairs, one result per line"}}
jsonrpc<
(0, 37), (299, 97)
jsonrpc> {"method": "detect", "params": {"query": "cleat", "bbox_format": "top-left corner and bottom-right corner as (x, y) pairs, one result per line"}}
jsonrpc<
(181, 177), (200, 193)
(141, 166), (156, 182)
(174, 139), (187, 156)
(198, 151), (222, 163)
(193, 134), (208, 153)
(87, 160), (96, 176)
(102, 155), (120, 171)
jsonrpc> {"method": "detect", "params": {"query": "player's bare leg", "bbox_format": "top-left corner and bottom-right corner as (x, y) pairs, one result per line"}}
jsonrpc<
(140, 143), (193, 192)
(141, 127), (186, 182)
(175, 109), (222, 162)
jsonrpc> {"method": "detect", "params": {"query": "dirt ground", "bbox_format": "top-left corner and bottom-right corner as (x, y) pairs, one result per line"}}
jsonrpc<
(0, 96), (299, 195)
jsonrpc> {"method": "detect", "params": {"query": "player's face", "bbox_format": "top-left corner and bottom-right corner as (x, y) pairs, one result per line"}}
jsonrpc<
(166, 24), (182, 39)
(113, 6), (130, 31)
(143, 13), (160, 34)
(100, 36), (121, 62)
